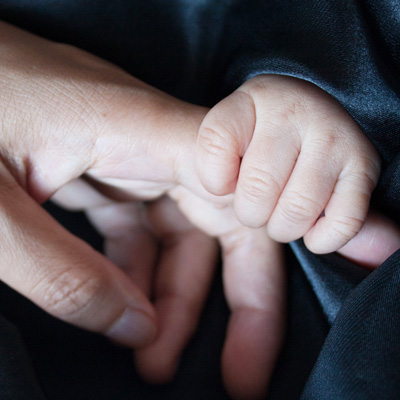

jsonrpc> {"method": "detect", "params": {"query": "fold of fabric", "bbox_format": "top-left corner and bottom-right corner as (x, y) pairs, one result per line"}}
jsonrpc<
(301, 249), (400, 400)
(290, 241), (370, 325)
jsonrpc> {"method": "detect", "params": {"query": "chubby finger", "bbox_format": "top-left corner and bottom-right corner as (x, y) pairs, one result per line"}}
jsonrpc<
(134, 197), (219, 383)
(267, 136), (340, 243)
(234, 119), (301, 228)
(220, 227), (286, 400)
(304, 156), (380, 254)
(0, 169), (156, 348)
(337, 211), (400, 269)
(196, 90), (256, 195)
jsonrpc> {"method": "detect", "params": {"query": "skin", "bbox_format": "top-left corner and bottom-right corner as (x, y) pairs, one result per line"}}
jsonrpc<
(0, 21), (399, 400)
(197, 75), (381, 254)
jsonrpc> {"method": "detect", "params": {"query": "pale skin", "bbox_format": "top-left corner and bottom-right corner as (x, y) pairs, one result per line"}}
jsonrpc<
(0, 21), (399, 400)
(197, 75), (382, 254)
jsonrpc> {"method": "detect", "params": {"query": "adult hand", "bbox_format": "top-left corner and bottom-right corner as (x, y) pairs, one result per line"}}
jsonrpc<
(53, 181), (286, 400)
(53, 180), (400, 400)
(0, 20), (206, 347)
(0, 21), (284, 400)
(150, 190), (400, 400)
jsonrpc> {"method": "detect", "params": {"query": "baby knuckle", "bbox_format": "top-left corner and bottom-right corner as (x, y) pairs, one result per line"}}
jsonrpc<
(241, 167), (281, 201)
(353, 155), (381, 188)
(244, 74), (270, 91)
(199, 125), (232, 157)
(279, 97), (308, 125)
(279, 193), (320, 224)
(39, 268), (106, 319)
(329, 215), (364, 243)
(313, 131), (340, 150)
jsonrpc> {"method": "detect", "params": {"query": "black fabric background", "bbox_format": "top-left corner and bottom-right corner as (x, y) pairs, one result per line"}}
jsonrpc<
(0, 1), (399, 399)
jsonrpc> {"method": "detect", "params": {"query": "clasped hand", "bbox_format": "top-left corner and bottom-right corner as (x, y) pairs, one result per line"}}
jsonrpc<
(1, 22), (399, 400)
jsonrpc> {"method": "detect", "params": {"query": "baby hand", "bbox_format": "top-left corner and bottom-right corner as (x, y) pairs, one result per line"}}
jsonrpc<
(196, 75), (380, 253)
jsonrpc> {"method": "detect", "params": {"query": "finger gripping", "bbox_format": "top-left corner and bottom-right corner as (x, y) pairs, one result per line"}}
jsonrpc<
(306, 214), (365, 254)
(279, 193), (321, 223)
(196, 90), (256, 196)
(328, 215), (364, 244)
(198, 126), (233, 157)
(281, 195), (321, 224)
(268, 192), (324, 242)
(241, 166), (282, 203)
(197, 124), (240, 195)
(235, 165), (283, 228)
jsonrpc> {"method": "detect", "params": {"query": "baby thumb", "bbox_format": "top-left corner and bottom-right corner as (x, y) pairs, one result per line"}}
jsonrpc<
(196, 90), (256, 196)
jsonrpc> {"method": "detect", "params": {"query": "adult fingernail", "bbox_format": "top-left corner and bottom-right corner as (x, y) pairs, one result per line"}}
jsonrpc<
(106, 308), (157, 348)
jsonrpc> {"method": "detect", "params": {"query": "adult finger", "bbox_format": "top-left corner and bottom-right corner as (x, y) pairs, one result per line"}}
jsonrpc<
(168, 187), (286, 397)
(337, 211), (400, 269)
(220, 227), (286, 400)
(51, 178), (114, 210)
(81, 193), (219, 382)
(87, 203), (158, 297)
(53, 178), (159, 298)
(55, 178), (220, 379)
(0, 168), (157, 348)
(134, 197), (219, 383)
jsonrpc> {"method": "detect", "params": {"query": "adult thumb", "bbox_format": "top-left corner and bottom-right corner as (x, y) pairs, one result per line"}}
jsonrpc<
(0, 169), (157, 348)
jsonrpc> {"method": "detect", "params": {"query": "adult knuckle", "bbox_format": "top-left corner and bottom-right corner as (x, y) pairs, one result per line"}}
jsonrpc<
(38, 267), (106, 319)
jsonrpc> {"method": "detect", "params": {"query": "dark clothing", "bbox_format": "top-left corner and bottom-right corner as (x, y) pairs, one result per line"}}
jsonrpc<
(0, 1), (399, 399)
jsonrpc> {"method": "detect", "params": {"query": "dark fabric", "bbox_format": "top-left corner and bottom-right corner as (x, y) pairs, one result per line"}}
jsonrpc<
(301, 249), (400, 400)
(0, 315), (46, 400)
(0, 0), (399, 399)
